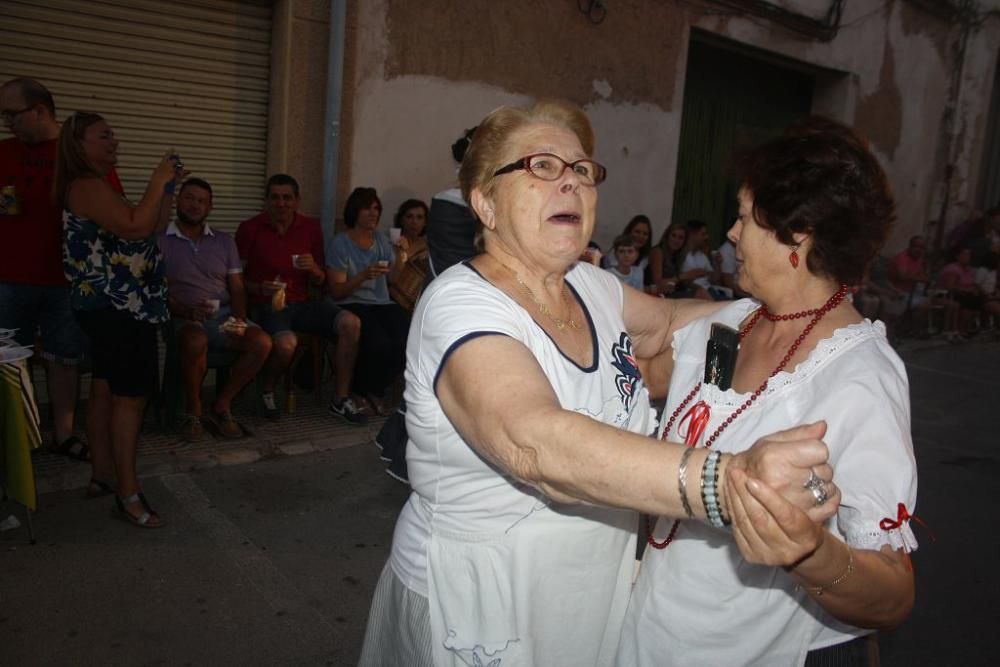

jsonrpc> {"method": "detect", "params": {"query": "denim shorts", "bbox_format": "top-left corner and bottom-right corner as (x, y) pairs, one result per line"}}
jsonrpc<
(251, 298), (345, 340)
(172, 305), (262, 352)
(0, 282), (87, 363)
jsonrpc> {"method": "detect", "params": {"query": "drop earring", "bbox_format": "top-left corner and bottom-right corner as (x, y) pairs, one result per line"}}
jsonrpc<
(789, 249), (800, 269)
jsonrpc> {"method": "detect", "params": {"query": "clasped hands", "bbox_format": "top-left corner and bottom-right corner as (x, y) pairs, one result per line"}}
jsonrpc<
(725, 421), (840, 568)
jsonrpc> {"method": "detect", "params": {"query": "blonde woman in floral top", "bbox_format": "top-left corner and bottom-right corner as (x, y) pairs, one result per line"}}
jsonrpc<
(56, 111), (182, 528)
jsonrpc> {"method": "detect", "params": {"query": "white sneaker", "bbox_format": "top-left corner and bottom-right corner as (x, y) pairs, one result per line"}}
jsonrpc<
(261, 392), (279, 420)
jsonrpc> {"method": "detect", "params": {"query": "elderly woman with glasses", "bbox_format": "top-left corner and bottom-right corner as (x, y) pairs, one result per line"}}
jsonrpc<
(358, 100), (840, 667)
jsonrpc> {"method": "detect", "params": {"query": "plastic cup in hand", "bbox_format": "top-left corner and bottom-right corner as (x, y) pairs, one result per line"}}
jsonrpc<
(292, 254), (302, 268)
(389, 228), (402, 244)
(376, 260), (389, 268)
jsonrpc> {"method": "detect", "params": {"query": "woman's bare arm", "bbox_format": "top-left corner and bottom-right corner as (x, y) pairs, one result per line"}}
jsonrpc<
(727, 469), (914, 628)
(68, 155), (178, 240)
(436, 334), (838, 522)
(622, 287), (724, 393)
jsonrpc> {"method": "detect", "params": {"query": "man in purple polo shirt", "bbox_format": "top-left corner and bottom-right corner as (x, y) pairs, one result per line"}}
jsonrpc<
(159, 178), (273, 441)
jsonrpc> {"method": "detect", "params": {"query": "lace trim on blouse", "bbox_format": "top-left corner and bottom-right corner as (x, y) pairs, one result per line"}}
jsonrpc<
(840, 505), (919, 553)
(672, 305), (887, 408)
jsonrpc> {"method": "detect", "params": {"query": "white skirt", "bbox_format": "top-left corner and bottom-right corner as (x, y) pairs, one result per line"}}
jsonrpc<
(358, 562), (435, 667)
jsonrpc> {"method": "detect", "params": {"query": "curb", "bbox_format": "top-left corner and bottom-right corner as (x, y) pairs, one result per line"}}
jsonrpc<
(34, 422), (382, 496)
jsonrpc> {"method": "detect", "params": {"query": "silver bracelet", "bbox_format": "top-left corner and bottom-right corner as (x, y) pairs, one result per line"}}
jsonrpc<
(678, 447), (696, 519)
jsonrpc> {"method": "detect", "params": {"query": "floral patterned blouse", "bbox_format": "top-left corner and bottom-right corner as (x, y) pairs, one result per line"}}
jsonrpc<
(63, 209), (169, 324)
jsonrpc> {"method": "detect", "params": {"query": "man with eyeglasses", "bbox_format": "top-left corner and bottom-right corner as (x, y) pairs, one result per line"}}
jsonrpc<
(0, 77), (123, 460)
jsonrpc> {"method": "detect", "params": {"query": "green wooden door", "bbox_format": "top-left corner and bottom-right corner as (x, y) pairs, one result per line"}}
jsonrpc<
(671, 39), (814, 245)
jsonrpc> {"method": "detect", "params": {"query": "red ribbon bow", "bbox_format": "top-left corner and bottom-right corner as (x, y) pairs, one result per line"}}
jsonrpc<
(880, 503), (935, 541)
(879, 503), (935, 572)
(678, 400), (711, 447)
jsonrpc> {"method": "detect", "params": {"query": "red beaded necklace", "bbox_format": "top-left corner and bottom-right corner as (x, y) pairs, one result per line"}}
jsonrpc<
(646, 284), (849, 549)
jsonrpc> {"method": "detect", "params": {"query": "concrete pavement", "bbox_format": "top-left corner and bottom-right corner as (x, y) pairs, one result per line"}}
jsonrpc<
(1, 336), (997, 665)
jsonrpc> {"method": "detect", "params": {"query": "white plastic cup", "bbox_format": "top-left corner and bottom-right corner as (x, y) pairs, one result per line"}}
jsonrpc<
(389, 228), (402, 244)
(291, 254), (301, 267)
(376, 260), (389, 268)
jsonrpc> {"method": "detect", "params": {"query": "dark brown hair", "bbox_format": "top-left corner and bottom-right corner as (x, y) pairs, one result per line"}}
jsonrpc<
(736, 117), (895, 285)
(623, 215), (653, 259)
(612, 234), (639, 251)
(266, 173), (300, 197)
(343, 187), (382, 228)
(393, 198), (428, 233)
(180, 177), (213, 201)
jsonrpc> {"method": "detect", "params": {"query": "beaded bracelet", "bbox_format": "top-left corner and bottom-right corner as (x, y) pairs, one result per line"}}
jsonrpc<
(677, 447), (696, 519)
(700, 451), (726, 528)
(714, 454), (731, 527)
(805, 548), (856, 597)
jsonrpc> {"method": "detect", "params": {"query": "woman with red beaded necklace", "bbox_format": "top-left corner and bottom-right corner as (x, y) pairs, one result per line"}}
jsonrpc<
(359, 101), (842, 667)
(618, 119), (918, 667)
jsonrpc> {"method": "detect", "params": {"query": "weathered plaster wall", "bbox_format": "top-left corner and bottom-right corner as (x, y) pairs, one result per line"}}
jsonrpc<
(349, 0), (696, 250)
(945, 13), (1000, 222)
(331, 0), (999, 255)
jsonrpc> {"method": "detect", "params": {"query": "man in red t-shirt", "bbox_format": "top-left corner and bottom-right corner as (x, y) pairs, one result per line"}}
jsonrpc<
(888, 235), (931, 293)
(0, 77), (122, 458)
(888, 234), (960, 338)
(235, 174), (363, 423)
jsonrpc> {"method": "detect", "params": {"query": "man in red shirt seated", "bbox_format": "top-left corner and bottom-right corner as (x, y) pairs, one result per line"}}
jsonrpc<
(888, 234), (960, 339)
(0, 77), (124, 462)
(235, 174), (365, 424)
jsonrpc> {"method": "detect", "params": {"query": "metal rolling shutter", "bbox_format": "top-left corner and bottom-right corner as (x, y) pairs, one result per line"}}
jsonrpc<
(0, 0), (272, 233)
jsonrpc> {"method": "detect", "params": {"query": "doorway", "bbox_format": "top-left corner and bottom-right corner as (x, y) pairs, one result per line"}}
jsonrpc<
(671, 36), (814, 245)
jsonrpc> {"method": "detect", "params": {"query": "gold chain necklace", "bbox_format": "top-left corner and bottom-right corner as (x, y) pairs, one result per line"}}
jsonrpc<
(493, 257), (581, 330)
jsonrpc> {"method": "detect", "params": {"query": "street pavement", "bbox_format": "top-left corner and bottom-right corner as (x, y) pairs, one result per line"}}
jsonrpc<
(1, 338), (997, 666)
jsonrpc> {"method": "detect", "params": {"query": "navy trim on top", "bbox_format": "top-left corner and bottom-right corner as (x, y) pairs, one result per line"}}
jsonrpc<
(462, 259), (598, 373)
(461, 258), (483, 278)
(433, 331), (510, 396)
(563, 279), (599, 373)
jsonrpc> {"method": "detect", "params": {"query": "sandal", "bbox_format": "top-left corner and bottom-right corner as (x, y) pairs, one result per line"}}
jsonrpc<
(85, 478), (115, 499)
(208, 410), (243, 439)
(50, 435), (90, 462)
(114, 493), (166, 529)
(365, 393), (387, 417)
(180, 414), (204, 442)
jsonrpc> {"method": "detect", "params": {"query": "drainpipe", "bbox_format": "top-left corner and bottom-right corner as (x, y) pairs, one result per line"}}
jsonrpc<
(320, 0), (348, 240)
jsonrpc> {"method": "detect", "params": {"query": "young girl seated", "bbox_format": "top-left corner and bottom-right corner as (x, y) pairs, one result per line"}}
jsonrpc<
(605, 234), (644, 290)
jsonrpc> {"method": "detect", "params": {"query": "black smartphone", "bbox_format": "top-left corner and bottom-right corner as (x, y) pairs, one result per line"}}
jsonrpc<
(704, 323), (739, 390)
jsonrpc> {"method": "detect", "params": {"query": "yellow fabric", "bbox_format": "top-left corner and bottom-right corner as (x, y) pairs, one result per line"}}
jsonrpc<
(1, 361), (41, 510)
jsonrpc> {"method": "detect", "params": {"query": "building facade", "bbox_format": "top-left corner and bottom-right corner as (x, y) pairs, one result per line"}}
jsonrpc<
(4, 0), (999, 257)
